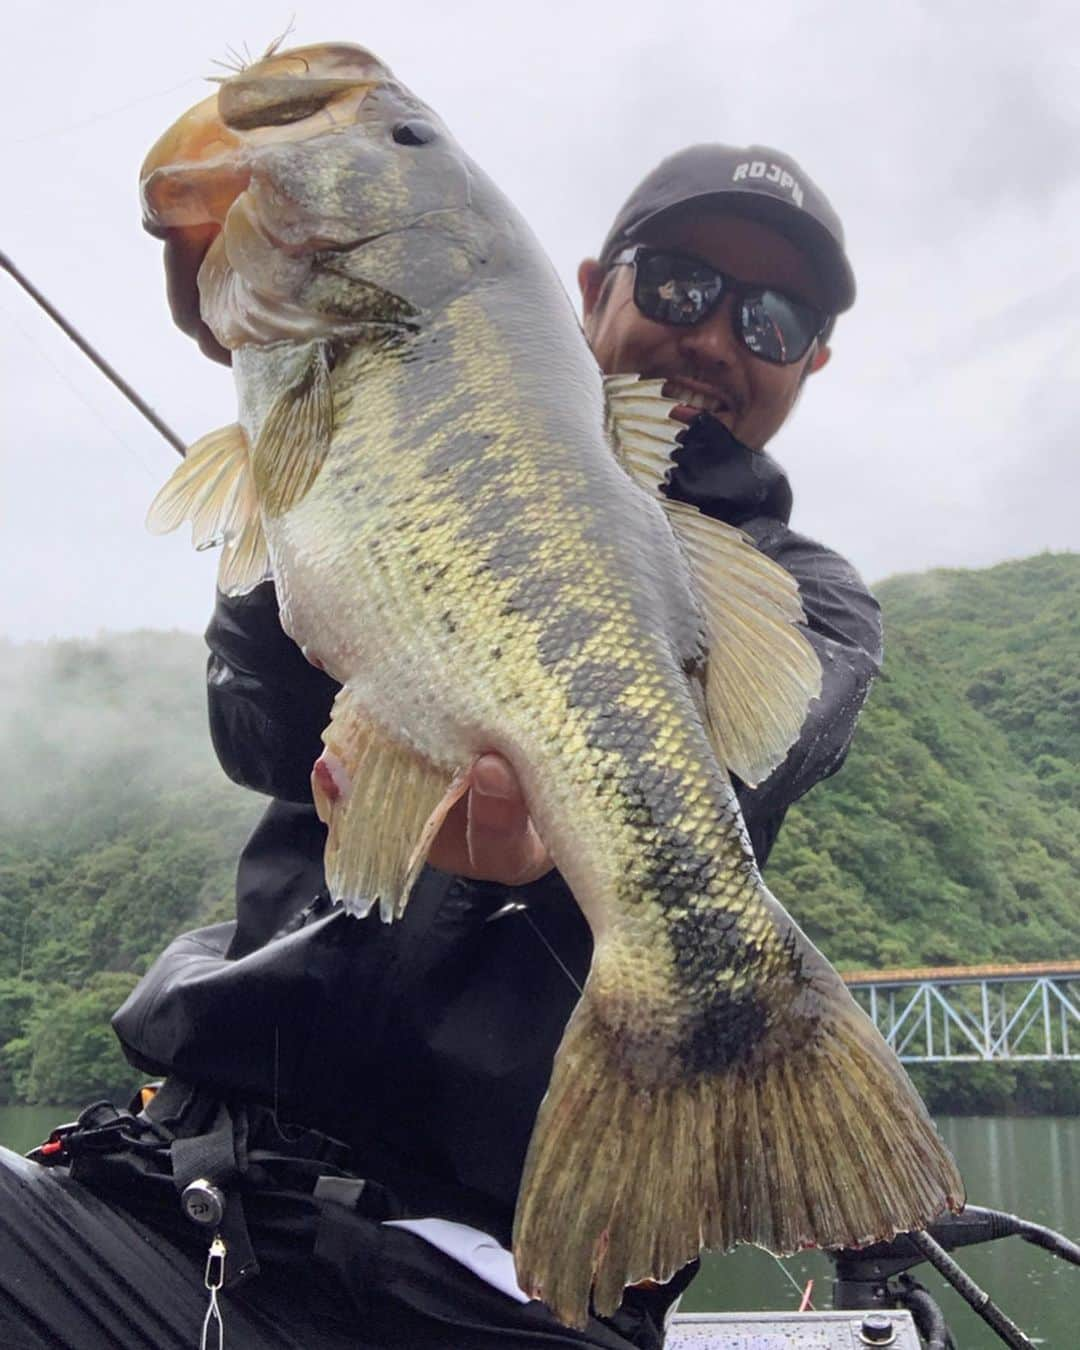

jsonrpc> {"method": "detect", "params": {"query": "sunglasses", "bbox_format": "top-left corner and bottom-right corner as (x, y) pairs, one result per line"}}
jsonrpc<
(610, 246), (827, 366)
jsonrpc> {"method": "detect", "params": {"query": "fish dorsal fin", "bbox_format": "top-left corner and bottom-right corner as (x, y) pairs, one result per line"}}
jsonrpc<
(603, 373), (686, 495)
(146, 422), (270, 597)
(605, 374), (821, 786)
(252, 341), (334, 518)
(660, 497), (822, 786)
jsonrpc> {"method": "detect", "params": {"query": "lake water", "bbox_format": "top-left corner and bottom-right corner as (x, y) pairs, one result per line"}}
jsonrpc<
(1, 1108), (1075, 1345)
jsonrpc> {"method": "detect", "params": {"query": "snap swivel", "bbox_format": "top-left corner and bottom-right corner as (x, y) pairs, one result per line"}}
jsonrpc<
(201, 1234), (227, 1350)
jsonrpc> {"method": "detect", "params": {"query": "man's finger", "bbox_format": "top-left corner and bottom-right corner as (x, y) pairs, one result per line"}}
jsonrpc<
(466, 754), (552, 885)
(424, 754), (553, 885)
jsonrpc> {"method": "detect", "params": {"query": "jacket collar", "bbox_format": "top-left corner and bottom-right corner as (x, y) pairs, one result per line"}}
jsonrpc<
(663, 414), (793, 528)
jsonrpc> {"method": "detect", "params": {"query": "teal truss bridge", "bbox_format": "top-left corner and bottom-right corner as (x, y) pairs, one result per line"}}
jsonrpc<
(843, 961), (1080, 1062)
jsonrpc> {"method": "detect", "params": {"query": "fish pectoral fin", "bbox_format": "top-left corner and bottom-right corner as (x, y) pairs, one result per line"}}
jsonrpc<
(605, 374), (821, 786)
(146, 422), (270, 596)
(312, 687), (465, 920)
(252, 340), (334, 518)
(513, 936), (964, 1330)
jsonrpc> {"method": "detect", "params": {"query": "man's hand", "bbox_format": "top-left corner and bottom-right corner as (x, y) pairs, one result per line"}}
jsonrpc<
(427, 753), (553, 885)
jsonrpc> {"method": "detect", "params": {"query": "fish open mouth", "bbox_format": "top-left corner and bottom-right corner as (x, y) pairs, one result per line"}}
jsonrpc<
(139, 43), (391, 353)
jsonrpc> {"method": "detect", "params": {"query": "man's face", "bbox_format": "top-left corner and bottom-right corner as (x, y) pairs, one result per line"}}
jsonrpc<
(579, 208), (831, 451)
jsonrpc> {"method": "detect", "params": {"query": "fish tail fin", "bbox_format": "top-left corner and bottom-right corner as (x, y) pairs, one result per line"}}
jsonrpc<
(512, 949), (963, 1328)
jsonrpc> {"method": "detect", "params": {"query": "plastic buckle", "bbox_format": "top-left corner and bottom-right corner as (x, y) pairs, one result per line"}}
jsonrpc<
(26, 1120), (80, 1166)
(27, 1102), (136, 1166)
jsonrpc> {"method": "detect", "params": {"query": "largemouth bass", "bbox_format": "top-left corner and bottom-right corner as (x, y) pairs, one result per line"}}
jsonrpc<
(142, 41), (963, 1326)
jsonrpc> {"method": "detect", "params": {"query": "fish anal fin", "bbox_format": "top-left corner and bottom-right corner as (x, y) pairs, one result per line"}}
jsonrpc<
(312, 687), (464, 920)
(604, 374), (821, 786)
(512, 939), (964, 1329)
(252, 341), (333, 517)
(402, 769), (473, 912)
(146, 422), (269, 596)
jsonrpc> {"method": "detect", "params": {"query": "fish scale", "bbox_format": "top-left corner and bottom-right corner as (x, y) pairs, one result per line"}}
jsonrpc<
(143, 40), (963, 1331)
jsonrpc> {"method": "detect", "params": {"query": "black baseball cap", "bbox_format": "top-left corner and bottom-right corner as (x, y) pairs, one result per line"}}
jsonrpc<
(599, 143), (855, 314)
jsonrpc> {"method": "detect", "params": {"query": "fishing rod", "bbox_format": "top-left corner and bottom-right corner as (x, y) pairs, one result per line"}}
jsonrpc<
(0, 247), (187, 457)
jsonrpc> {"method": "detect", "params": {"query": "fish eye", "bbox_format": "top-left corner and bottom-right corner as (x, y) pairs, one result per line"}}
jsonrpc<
(392, 120), (436, 146)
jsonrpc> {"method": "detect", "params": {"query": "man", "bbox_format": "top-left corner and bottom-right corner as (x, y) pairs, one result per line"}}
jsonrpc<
(0, 145), (881, 1350)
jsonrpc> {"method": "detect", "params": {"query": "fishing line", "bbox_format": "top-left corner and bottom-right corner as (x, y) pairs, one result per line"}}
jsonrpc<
(0, 299), (162, 482)
(521, 910), (584, 998)
(769, 1252), (815, 1309)
(0, 78), (204, 148)
(272, 1025), (281, 1128)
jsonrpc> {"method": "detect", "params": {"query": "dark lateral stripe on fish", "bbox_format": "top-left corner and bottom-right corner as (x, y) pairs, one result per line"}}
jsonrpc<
(557, 652), (804, 1075)
(535, 605), (606, 668)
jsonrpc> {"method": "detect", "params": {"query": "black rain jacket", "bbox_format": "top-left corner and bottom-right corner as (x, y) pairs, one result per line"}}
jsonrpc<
(113, 416), (883, 1249)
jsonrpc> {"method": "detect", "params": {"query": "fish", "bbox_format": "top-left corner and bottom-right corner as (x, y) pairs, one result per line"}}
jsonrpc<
(141, 41), (964, 1328)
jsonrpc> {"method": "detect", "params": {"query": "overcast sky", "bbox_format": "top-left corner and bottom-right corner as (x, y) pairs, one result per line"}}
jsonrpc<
(2, 0), (1077, 641)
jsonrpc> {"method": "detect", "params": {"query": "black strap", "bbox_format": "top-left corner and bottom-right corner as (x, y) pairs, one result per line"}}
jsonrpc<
(137, 1076), (198, 1137)
(143, 1083), (261, 1287)
(169, 1099), (243, 1193)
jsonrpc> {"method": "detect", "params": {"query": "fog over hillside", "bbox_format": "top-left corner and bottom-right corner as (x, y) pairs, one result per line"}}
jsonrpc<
(0, 631), (249, 849)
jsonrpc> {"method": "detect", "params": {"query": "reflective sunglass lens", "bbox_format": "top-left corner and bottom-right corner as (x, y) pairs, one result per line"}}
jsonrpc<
(626, 249), (822, 362)
(636, 253), (721, 326)
(740, 293), (818, 364)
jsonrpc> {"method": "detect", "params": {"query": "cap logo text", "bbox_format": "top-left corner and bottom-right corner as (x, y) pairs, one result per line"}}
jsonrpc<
(732, 161), (804, 208)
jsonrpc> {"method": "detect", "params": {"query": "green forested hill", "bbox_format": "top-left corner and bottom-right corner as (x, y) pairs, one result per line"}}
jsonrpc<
(0, 552), (1077, 1106)
(878, 553), (1080, 795)
(767, 552), (1080, 970)
(0, 633), (260, 1104)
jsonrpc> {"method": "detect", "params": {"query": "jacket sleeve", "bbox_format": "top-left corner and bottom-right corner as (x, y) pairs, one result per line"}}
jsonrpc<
(733, 519), (884, 866)
(205, 582), (339, 803)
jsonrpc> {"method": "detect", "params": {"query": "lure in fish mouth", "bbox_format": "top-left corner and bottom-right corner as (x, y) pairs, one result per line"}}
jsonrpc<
(143, 42), (964, 1330)
(141, 47), (383, 247)
(140, 42), (484, 357)
(139, 45), (379, 358)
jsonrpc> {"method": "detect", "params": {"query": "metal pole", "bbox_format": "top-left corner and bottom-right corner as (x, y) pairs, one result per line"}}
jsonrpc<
(1042, 979), (1052, 1057)
(981, 979), (991, 1059)
(925, 985), (933, 1060)
(1, 248), (187, 457)
(943, 988), (951, 1058)
(1000, 986), (1009, 1057)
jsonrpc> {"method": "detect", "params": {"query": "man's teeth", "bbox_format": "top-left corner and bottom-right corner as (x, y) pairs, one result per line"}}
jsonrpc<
(672, 388), (729, 414)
